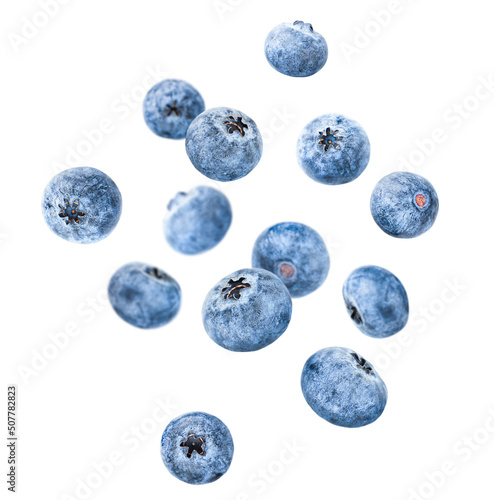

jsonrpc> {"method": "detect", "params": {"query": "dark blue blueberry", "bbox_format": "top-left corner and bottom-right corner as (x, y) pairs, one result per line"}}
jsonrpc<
(164, 186), (232, 255)
(264, 21), (328, 77)
(252, 222), (329, 298)
(202, 268), (292, 352)
(143, 79), (205, 139)
(185, 107), (263, 182)
(343, 265), (409, 338)
(108, 262), (180, 329)
(42, 166), (122, 244)
(370, 172), (439, 238)
(160, 411), (234, 485)
(301, 347), (388, 428)
(297, 114), (370, 185)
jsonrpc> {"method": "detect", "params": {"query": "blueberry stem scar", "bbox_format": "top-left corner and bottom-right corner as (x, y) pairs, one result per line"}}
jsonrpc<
(165, 101), (183, 117)
(293, 20), (313, 31)
(351, 352), (373, 373)
(318, 127), (344, 151)
(148, 267), (166, 280)
(58, 199), (85, 225)
(348, 305), (362, 325)
(180, 434), (205, 458)
(279, 262), (295, 278)
(415, 193), (427, 207)
(224, 116), (248, 136)
(222, 277), (251, 300)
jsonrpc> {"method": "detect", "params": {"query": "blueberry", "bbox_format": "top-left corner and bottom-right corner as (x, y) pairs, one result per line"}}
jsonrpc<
(143, 79), (205, 139)
(297, 114), (370, 185)
(202, 268), (292, 352)
(108, 262), (181, 329)
(160, 411), (234, 485)
(264, 21), (328, 77)
(42, 166), (122, 244)
(252, 222), (329, 298)
(185, 107), (263, 182)
(301, 347), (387, 428)
(370, 172), (439, 238)
(164, 186), (232, 255)
(343, 265), (409, 338)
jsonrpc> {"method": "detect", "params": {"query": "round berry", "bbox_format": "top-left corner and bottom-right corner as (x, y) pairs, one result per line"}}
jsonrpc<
(143, 79), (205, 139)
(160, 412), (234, 485)
(264, 21), (328, 77)
(42, 166), (122, 244)
(252, 222), (329, 298)
(371, 172), (439, 238)
(297, 114), (370, 185)
(108, 262), (180, 329)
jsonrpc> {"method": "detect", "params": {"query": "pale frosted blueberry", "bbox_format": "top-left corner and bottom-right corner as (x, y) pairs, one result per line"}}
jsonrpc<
(343, 265), (409, 338)
(42, 166), (122, 244)
(164, 186), (232, 255)
(370, 172), (439, 238)
(252, 222), (329, 298)
(108, 262), (180, 329)
(297, 114), (370, 185)
(301, 347), (387, 427)
(202, 268), (292, 352)
(265, 21), (328, 77)
(160, 412), (234, 485)
(143, 79), (205, 139)
(186, 107), (263, 182)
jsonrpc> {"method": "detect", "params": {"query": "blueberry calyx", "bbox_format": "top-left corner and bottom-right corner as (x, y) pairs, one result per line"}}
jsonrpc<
(293, 20), (313, 31)
(351, 352), (373, 374)
(224, 116), (248, 136)
(58, 199), (85, 225)
(222, 277), (251, 300)
(318, 128), (343, 152)
(347, 304), (362, 325)
(164, 101), (183, 117)
(167, 192), (187, 211)
(147, 267), (166, 280)
(180, 434), (205, 458)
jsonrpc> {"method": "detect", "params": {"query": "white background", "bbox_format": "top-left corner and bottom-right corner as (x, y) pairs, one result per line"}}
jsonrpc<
(1, 0), (493, 499)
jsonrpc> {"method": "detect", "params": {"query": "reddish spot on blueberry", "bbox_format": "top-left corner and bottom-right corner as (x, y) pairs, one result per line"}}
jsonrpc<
(415, 194), (427, 207)
(279, 263), (295, 278)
